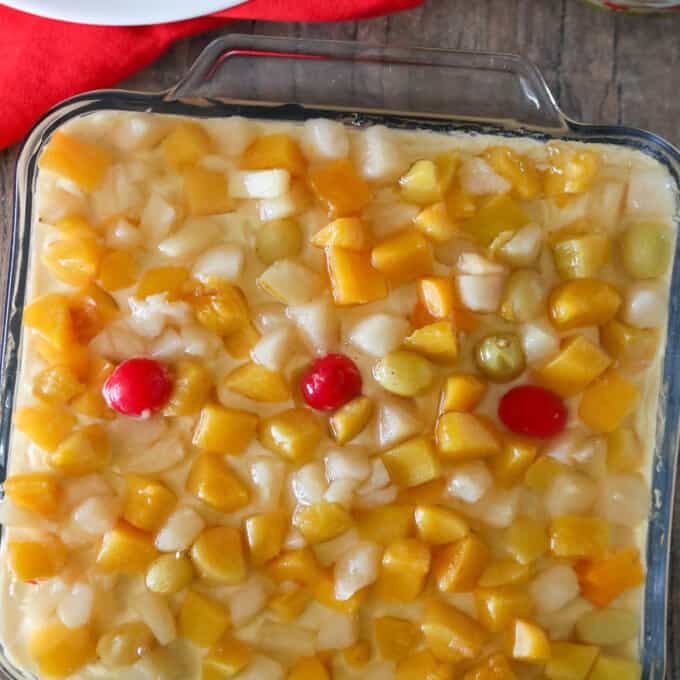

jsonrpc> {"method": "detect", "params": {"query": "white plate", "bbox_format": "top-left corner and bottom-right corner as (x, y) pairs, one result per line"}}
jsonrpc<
(2, 0), (247, 26)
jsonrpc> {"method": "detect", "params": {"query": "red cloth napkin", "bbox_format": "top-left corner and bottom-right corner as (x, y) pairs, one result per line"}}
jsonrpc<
(0, 0), (424, 150)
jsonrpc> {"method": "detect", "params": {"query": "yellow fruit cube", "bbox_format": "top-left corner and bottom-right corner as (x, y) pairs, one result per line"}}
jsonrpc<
(439, 374), (487, 414)
(266, 548), (321, 586)
(422, 598), (488, 662)
(123, 475), (176, 532)
(9, 536), (66, 581)
(397, 649), (453, 680)
(223, 321), (261, 360)
(399, 159), (443, 205)
(23, 293), (75, 350)
(549, 516), (608, 559)
(145, 554), (195, 594)
(433, 534), (489, 593)
(15, 403), (75, 452)
(524, 457), (568, 492)
(478, 560), (530, 588)
(545, 147), (599, 196)
(312, 217), (368, 250)
(309, 159), (371, 217)
(53, 215), (95, 238)
(69, 283), (119, 343)
(47, 424), (111, 476)
(32, 364), (84, 404)
(325, 247), (388, 306)
(329, 395), (373, 445)
(533, 334), (612, 398)
(186, 454), (250, 513)
(244, 511), (287, 565)
(268, 587), (311, 622)
(461, 194), (529, 246)
(418, 276), (456, 319)
(42, 238), (102, 288)
(203, 636), (252, 680)
(489, 435), (538, 487)
(545, 642), (599, 680)
(288, 656), (330, 680)
(96, 622), (156, 668)
(578, 369), (638, 433)
(475, 586), (533, 632)
(504, 516), (548, 565)
(371, 230), (433, 286)
(224, 361), (290, 402)
(38, 130), (112, 191)
(505, 619), (550, 663)
(397, 478), (446, 505)
(191, 527), (246, 584)
(343, 641), (371, 669)
(184, 166), (232, 216)
(484, 146), (541, 200)
(164, 359), (212, 416)
(29, 622), (96, 678)
(382, 436), (441, 488)
(314, 572), (365, 614)
(192, 403), (258, 454)
(404, 321), (458, 362)
(607, 428), (642, 473)
(446, 183), (477, 220)
(588, 656), (641, 680)
(241, 133), (305, 175)
(192, 281), (250, 335)
(136, 265), (190, 300)
(548, 279), (621, 331)
(552, 233), (610, 280)
(98, 249), (137, 292)
(258, 408), (322, 463)
(70, 357), (115, 420)
(292, 502), (353, 544)
(462, 654), (517, 680)
(33, 337), (90, 380)
(435, 412), (501, 460)
(600, 320), (657, 373)
(414, 505), (469, 545)
(375, 616), (420, 661)
(3, 473), (61, 517)
(96, 522), (158, 573)
(357, 504), (415, 545)
(376, 539), (431, 601)
(179, 589), (231, 647)
(162, 123), (212, 170)
(414, 202), (458, 242)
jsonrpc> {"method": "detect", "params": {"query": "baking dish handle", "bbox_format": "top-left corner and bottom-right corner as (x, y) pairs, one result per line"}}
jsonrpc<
(166, 35), (568, 131)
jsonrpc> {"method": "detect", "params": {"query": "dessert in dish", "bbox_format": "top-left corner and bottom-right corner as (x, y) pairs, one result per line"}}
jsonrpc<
(0, 111), (675, 679)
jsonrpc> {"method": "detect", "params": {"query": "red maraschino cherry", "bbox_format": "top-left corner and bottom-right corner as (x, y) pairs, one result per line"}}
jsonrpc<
(103, 357), (172, 417)
(498, 384), (567, 439)
(300, 353), (362, 411)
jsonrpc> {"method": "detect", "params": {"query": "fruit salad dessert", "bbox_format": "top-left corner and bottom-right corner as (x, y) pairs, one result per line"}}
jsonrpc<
(0, 111), (675, 680)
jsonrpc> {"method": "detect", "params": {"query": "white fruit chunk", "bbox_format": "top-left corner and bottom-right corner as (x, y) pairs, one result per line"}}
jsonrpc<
(626, 166), (675, 218)
(229, 578), (268, 627)
(259, 622), (316, 657)
(140, 193), (177, 243)
(257, 259), (324, 305)
(530, 565), (580, 614)
(302, 118), (349, 161)
(250, 458), (286, 508)
(317, 611), (358, 650)
(158, 218), (219, 257)
(155, 507), (205, 552)
(521, 320), (560, 364)
(459, 157), (511, 195)
(204, 116), (255, 157)
(292, 462), (327, 506)
(229, 169), (290, 199)
(598, 474), (649, 527)
(287, 297), (339, 355)
(193, 243), (245, 282)
(325, 449), (372, 483)
(354, 125), (404, 183)
(57, 583), (94, 629)
(334, 541), (381, 601)
(621, 281), (667, 329)
(72, 496), (120, 535)
(251, 327), (294, 371)
(378, 399), (423, 449)
(545, 471), (597, 517)
(446, 462), (493, 504)
(456, 274), (505, 313)
(348, 314), (410, 357)
(494, 223), (543, 267)
(134, 590), (177, 645)
(106, 216), (143, 249)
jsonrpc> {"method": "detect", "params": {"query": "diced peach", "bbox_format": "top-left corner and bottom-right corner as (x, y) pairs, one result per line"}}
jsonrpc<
(184, 166), (232, 216)
(357, 504), (415, 545)
(268, 587), (311, 622)
(375, 616), (420, 661)
(53, 215), (96, 238)
(241, 134), (306, 176)
(191, 282), (250, 335)
(48, 424), (111, 476)
(462, 653), (517, 680)
(397, 649), (454, 680)
(382, 436), (441, 488)
(404, 321), (458, 363)
(293, 502), (353, 544)
(325, 247), (388, 306)
(98, 249), (137, 292)
(588, 655), (641, 680)
(288, 656), (330, 680)
(549, 516), (608, 559)
(607, 428), (643, 473)
(399, 158), (454, 205)
(136, 266), (190, 301)
(575, 547), (644, 608)
(417, 276), (456, 319)
(34, 337), (90, 380)
(414, 505), (469, 545)
(4, 472), (61, 517)
(29, 622), (96, 678)
(123, 475), (176, 532)
(24, 293), (75, 350)
(329, 395), (373, 445)
(546, 642), (599, 680)
(38, 130), (113, 191)
(312, 217), (368, 250)
(446, 184), (477, 220)
(223, 321), (261, 359)
(397, 478), (447, 505)
(489, 435), (538, 487)
(15, 403), (76, 451)
(548, 279), (621, 331)
(309, 159), (371, 217)
(69, 283), (119, 343)
(32, 364), (85, 404)
(478, 561), (530, 588)
(266, 548), (321, 586)
(192, 403), (258, 454)
(244, 511), (287, 566)
(42, 238), (102, 288)
(258, 408), (322, 463)
(435, 412), (501, 460)
(96, 522), (158, 573)
(224, 361), (290, 402)
(9, 536), (66, 581)
(524, 457), (567, 492)
(314, 572), (365, 615)
(439, 374), (487, 414)
(371, 230), (433, 286)
(433, 534), (489, 593)
(474, 586), (533, 632)
(178, 589), (231, 647)
(484, 147), (541, 200)
(70, 357), (115, 420)
(461, 194), (529, 246)
(343, 641), (371, 669)
(600, 319), (657, 372)
(504, 516), (548, 565)
(162, 123), (212, 170)
(578, 369), (638, 433)
(376, 539), (431, 601)
(505, 619), (550, 663)
(414, 202), (458, 242)
(164, 359), (212, 416)
(203, 636), (252, 680)
(422, 598), (488, 662)
(191, 527), (246, 585)
(186, 454), (250, 513)
(544, 147), (599, 196)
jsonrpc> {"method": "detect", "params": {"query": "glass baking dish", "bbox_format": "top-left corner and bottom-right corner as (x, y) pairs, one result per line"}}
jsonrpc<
(1, 35), (679, 680)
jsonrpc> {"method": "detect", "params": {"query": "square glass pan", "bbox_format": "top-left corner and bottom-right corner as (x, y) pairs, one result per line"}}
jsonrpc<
(2, 34), (680, 680)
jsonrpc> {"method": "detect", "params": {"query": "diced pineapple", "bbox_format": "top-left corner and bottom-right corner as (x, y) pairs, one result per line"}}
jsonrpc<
(191, 527), (246, 584)
(309, 159), (371, 217)
(552, 233), (610, 280)
(69, 283), (119, 343)
(545, 147), (599, 196)
(258, 408), (322, 463)
(4, 472), (61, 517)
(123, 475), (176, 532)
(70, 357), (115, 420)
(462, 653), (517, 680)
(29, 622), (96, 678)
(489, 436), (538, 487)
(47, 424), (111, 476)
(24, 293), (75, 350)
(461, 194), (529, 246)
(42, 238), (102, 288)
(381, 436), (441, 488)
(357, 504), (415, 545)
(257, 259), (325, 305)
(191, 281), (250, 334)
(478, 561), (530, 588)
(414, 202), (458, 242)
(400, 159), (443, 205)
(371, 230), (433, 286)
(186, 454), (250, 513)
(96, 522), (158, 573)
(325, 247), (388, 306)
(163, 360), (211, 416)
(600, 319), (657, 373)
(432, 534), (489, 593)
(136, 265), (190, 300)
(545, 642), (599, 680)
(98, 249), (137, 292)
(397, 648), (453, 680)
(266, 548), (321, 586)
(162, 123), (212, 170)
(244, 511), (287, 565)
(588, 656), (641, 680)
(96, 622), (156, 668)
(230, 169), (291, 200)
(422, 598), (488, 662)
(435, 412), (501, 460)
(607, 428), (642, 473)
(184, 166), (232, 216)
(241, 134), (306, 176)
(329, 396), (373, 445)
(484, 147), (541, 200)
(533, 335), (612, 398)
(224, 361), (290, 402)
(15, 403), (76, 452)
(404, 321), (458, 362)
(439, 374), (487, 414)
(505, 619), (550, 663)
(578, 370), (638, 433)
(343, 640), (371, 669)
(475, 586), (533, 632)
(549, 516), (608, 559)
(292, 502), (353, 544)
(146, 554), (195, 594)
(192, 403), (258, 454)
(312, 218), (368, 250)
(268, 587), (311, 622)
(414, 505), (469, 545)
(376, 539), (430, 601)
(375, 616), (420, 661)
(203, 636), (252, 680)
(504, 516), (548, 564)
(288, 656), (330, 680)
(524, 457), (567, 492)
(179, 589), (231, 647)
(38, 130), (113, 191)
(417, 276), (455, 319)
(548, 279), (621, 331)
(9, 536), (66, 581)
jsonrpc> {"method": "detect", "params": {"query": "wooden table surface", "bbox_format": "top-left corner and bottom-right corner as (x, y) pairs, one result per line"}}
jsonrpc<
(0, 0), (679, 672)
